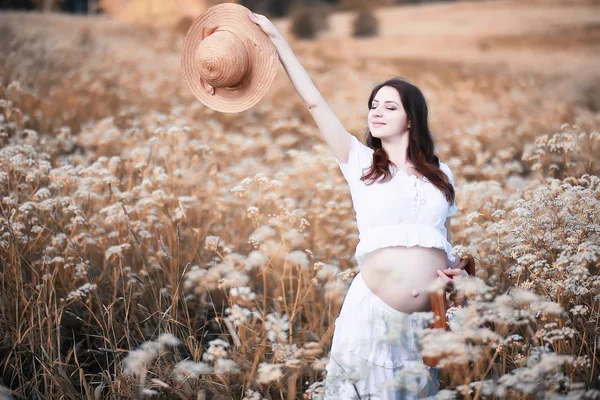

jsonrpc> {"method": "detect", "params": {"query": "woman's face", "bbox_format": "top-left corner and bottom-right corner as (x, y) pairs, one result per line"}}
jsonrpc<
(368, 85), (410, 139)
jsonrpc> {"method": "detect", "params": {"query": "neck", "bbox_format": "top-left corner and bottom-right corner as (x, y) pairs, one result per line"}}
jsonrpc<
(380, 132), (410, 170)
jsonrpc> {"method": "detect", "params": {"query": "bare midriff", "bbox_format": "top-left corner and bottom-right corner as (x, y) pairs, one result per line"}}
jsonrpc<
(359, 245), (447, 314)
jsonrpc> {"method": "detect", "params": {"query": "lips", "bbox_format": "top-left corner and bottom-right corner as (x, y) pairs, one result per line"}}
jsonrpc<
(372, 122), (386, 126)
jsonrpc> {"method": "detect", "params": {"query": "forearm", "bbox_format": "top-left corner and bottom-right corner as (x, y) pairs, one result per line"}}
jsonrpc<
(271, 36), (325, 107)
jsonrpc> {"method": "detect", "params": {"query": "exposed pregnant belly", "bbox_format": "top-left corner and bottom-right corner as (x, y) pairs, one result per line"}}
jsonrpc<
(360, 246), (447, 314)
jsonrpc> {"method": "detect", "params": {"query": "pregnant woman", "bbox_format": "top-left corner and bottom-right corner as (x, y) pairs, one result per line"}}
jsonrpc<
(247, 11), (469, 400)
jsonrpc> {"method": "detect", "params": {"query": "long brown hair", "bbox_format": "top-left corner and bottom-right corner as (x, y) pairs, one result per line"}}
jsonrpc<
(360, 77), (455, 206)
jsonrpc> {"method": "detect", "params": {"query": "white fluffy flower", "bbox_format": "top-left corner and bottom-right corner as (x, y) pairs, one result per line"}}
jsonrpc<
(202, 339), (230, 363)
(243, 388), (264, 400)
(265, 312), (290, 343)
(173, 360), (213, 382)
(229, 286), (257, 302)
(225, 304), (253, 327)
(214, 358), (241, 374)
(287, 250), (309, 269)
(66, 283), (97, 301)
(256, 362), (284, 384)
(569, 305), (589, 316)
(104, 243), (131, 260)
(122, 333), (181, 376)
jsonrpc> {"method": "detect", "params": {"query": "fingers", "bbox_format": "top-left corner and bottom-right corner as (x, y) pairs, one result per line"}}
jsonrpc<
(438, 269), (468, 292)
(441, 268), (464, 276)
(436, 270), (451, 283)
(248, 12), (265, 21)
(437, 272), (454, 293)
(248, 12), (268, 30)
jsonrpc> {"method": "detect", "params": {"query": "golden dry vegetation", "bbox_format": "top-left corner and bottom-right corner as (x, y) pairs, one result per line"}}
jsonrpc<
(0, 0), (599, 398)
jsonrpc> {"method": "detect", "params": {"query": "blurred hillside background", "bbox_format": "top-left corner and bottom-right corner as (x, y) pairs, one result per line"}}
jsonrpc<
(0, 0), (599, 398)
(0, 0), (505, 16)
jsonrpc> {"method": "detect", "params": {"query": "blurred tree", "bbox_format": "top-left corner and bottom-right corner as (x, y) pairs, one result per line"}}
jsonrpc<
(238, 0), (270, 15)
(62, 0), (96, 13)
(339, 0), (395, 10)
(352, 7), (378, 37)
(289, 2), (332, 39)
(0, 0), (463, 15)
(396, 0), (456, 3)
(239, 0), (336, 18)
(29, 0), (60, 10)
(0, 0), (35, 9)
(0, 0), (102, 12)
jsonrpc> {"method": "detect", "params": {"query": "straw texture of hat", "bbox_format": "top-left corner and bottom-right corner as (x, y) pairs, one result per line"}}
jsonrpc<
(181, 3), (278, 113)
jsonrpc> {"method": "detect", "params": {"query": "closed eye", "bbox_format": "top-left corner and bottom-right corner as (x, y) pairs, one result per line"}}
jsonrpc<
(370, 106), (396, 110)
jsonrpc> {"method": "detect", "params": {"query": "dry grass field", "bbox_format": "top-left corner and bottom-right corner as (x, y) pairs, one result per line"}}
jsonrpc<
(0, 0), (599, 398)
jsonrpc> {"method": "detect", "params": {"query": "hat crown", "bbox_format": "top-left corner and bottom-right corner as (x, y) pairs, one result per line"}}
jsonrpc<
(194, 30), (249, 89)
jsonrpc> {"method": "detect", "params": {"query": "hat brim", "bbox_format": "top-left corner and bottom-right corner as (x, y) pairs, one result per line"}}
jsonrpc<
(181, 3), (278, 113)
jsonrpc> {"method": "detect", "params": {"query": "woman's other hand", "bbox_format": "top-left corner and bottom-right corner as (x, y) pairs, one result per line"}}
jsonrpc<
(436, 267), (468, 292)
(437, 267), (469, 307)
(248, 12), (283, 41)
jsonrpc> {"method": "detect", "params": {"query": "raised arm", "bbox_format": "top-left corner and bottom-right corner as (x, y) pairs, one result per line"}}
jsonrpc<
(248, 12), (352, 163)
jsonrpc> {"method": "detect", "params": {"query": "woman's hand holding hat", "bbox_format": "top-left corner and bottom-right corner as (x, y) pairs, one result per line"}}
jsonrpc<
(248, 12), (283, 41)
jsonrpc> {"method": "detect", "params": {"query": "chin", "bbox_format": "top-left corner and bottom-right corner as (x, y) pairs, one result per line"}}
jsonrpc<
(371, 131), (389, 138)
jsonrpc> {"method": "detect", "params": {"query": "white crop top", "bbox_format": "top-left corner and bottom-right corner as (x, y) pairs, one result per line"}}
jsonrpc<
(334, 135), (460, 269)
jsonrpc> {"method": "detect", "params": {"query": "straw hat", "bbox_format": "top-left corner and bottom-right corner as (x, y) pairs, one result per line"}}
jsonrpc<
(181, 3), (278, 113)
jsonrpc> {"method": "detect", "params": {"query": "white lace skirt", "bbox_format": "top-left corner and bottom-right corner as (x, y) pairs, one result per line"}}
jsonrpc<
(323, 272), (440, 400)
